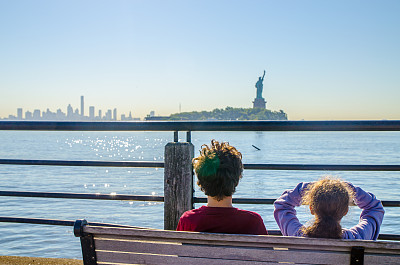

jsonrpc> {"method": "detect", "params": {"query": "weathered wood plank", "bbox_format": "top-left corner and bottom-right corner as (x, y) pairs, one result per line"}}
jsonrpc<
(364, 253), (400, 265)
(94, 238), (351, 264)
(95, 251), (400, 265)
(84, 226), (400, 253)
(96, 251), (285, 265)
(163, 142), (194, 230)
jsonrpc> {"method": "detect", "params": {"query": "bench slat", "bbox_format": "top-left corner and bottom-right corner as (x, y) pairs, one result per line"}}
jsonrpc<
(95, 250), (400, 265)
(94, 238), (351, 264)
(96, 250), (290, 265)
(91, 233), (400, 255)
(84, 226), (400, 252)
(364, 254), (400, 265)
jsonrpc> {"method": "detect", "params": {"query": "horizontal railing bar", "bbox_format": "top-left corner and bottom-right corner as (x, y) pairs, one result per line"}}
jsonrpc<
(0, 191), (164, 202)
(195, 197), (400, 207)
(1, 191), (398, 207)
(0, 217), (144, 228)
(245, 164), (400, 171)
(1, 120), (400, 131)
(1, 159), (400, 171)
(0, 217), (74, 226)
(193, 197), (276, 204)
(377, 234), (400, 241)
(0, 216), (398, 241)
(267, 230), (400, 241)
(379, 201), (400, 207)
(0, 159), (164, 168)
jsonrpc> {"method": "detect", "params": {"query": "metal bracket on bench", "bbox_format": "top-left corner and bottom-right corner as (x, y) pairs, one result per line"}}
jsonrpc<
(74, 219), (97, 265)
(74, 219), (88, 237)
(350, 246), (365, 265)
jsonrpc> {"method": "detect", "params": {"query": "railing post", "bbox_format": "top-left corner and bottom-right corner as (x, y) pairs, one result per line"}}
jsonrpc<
(164, 142), (194, 230)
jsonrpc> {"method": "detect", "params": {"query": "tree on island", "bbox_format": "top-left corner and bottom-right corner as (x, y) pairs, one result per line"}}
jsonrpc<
(168, 107), (287, 120)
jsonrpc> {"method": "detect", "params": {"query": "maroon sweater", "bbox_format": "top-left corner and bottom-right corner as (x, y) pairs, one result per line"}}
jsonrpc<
(176, 205), (268, 235)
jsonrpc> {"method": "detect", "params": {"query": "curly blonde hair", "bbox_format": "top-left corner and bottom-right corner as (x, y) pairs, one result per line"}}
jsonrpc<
(193, 140), (243, 201)
(301, 176), (355, 239)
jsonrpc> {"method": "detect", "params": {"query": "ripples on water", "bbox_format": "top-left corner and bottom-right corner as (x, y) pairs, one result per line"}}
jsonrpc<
(0, 131), (399, 258)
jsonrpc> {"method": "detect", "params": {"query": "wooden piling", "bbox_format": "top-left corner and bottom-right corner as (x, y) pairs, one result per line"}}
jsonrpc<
(164, 142), (194, 230)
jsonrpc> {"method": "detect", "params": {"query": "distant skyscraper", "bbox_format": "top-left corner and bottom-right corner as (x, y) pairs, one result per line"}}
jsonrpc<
(105, 110), (112, 120)
(113, 108), (117, 121)
(89, 106), (95, 119)
(56, 109), (65, 120)
(33, 109), (41, 120)
(25, 111), (32, 120)
(98, 110), (102, 119)
(17, 108), (23, 119)
(67, 104), (73, 118)
(81, 96), (84, 117)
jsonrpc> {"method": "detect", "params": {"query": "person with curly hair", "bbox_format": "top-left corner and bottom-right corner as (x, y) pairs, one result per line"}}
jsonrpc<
(274, 176), (384, 239)
(177, 140), (268, 235)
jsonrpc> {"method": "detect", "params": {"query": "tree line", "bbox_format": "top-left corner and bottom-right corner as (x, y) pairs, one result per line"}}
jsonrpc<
(168, 107), (287, 120)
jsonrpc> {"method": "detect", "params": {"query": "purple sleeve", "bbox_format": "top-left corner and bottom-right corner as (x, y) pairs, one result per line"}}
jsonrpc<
(274, 182), (310, 236)
(342, 184), (384, 240)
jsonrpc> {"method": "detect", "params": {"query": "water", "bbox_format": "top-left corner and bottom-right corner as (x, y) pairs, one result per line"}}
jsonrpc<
(0, 131), (399, 259)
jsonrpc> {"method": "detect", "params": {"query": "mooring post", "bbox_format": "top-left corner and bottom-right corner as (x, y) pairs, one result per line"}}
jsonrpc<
(164, 142), (194, 230)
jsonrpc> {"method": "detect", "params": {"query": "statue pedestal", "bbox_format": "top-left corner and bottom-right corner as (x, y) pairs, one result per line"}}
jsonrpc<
(253, 98), (266, 109)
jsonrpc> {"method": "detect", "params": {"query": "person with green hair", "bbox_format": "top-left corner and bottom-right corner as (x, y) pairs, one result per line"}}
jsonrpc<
(176, 140), (268, 235)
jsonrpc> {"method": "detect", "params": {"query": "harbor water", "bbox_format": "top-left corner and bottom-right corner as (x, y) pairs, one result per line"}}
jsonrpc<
(0, 131), (399, 259)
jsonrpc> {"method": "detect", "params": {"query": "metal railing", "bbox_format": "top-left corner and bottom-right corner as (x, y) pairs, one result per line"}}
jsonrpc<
(0, 190), (399, 207)
(1, 216), (399, 241)
(1, 120), (400, 240)
(1, 120), (400, 131)
(1, 158), (400, 171)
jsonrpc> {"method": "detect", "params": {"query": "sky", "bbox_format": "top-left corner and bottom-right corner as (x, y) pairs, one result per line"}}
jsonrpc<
(0, 0), (399, 120)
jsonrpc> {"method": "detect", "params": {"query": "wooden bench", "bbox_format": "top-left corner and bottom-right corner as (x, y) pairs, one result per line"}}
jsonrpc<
(74, 219), (400, 265)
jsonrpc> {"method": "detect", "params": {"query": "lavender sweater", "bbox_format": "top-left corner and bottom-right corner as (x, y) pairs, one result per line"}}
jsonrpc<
(274, 182), (384, 240)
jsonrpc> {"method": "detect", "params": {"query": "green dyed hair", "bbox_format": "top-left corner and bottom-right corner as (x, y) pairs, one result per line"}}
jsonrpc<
(195, 152), (220, 180)
(193, 139), (243, 201)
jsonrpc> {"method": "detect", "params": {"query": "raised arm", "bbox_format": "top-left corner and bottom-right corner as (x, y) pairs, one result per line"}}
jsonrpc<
(342, 184), (384, 240)
(273, 182), (310, 236)
(262, 70), (266, 80)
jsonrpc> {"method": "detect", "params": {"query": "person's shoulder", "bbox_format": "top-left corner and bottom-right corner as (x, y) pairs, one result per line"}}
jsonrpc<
(236, 208), (264, 219)
(236, 208), (267, 234)
(180, 206), (206, 218)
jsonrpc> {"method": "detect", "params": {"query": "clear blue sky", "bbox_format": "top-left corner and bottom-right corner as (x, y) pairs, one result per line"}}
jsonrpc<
(1, 0), (399, 120)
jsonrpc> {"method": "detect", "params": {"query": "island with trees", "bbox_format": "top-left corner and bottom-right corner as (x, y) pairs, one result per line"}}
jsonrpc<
(166, 107), (287, 120)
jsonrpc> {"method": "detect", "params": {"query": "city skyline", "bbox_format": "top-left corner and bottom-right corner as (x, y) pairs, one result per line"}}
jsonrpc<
(1, 1), (399, 121)
(2, 96), (140, 121)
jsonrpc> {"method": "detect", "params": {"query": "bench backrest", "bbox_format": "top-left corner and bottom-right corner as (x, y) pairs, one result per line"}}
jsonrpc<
(74, 220), (400, 265)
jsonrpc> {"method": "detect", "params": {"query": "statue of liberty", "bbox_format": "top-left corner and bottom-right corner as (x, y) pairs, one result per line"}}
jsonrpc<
(255, 70), (266, 99)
